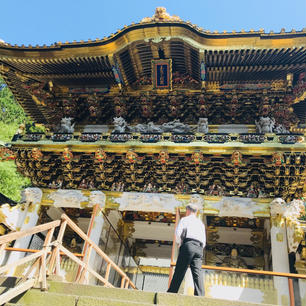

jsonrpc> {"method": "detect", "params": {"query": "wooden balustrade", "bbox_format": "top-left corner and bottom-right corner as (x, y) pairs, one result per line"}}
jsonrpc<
(0, 214), (136, 305)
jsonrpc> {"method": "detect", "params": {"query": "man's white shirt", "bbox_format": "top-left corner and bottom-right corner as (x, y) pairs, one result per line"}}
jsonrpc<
(175, 214), (206, 247)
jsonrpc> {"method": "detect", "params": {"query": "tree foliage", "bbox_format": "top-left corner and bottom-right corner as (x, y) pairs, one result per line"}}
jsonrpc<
(0, 161), (30, 202)
(0, 78), (26, 126)
(0, 77), (30, 201)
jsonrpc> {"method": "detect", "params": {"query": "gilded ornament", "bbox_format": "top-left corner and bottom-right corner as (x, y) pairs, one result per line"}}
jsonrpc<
(141, 7), (181, 23)
(272, 152), (284, 166)
(31, 148), (43, 161)
(191, 151), (203, 165)
(61, 148), (73, 162)
(158, 150), (169, 164)
(95, 149), (107, 163)
(276, 233), (283, 242)
(0, 147), (15, 161)
(126, 150), (138, 164)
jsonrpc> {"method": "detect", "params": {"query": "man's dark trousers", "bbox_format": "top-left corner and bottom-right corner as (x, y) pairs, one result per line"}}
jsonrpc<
(167, 240), (204, 296)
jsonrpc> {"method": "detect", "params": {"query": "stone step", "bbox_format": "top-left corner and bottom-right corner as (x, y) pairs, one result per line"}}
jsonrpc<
(48, 281), (156, 304)
(6, 289), (154, 306)
(0, 279), (279, 306)
(77, 296), (154, 306)
(157, 292), (278, 306)
(7, 290), (76, 306)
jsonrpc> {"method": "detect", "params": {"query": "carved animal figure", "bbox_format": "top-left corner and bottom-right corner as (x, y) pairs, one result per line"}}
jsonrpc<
(130, 122), (163, 133)
(255, 117), (275, 133)
(57, 117), (75, 133)
(161, 119), (191, 133)
(112, 117), (128, 133)
(196, 118), (209, 133)
(274, 124), (289, 134)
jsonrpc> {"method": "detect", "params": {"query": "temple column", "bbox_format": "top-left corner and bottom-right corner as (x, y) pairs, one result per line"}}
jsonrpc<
(270, 215), (290, 305)
(84, 191), (106, 284)
(4, 188), (42, 274)
(270, 198), (306, 305)
(295, 241), (306, 306)
(6, 203), (41, 274)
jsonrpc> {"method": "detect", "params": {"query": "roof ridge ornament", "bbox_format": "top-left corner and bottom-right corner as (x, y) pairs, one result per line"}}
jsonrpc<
(141, 7), (181, 23)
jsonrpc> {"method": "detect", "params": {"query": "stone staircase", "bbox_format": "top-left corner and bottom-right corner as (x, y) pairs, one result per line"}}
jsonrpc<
(1, 278), (278, 306)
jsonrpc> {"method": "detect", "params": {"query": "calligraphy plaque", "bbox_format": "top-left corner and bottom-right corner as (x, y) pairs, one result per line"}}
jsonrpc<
(152, 59), (172, 90)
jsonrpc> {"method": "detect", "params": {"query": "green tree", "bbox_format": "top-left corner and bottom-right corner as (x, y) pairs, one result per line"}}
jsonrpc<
(0, 77), (30, 201)
(0, 161), (30, 202)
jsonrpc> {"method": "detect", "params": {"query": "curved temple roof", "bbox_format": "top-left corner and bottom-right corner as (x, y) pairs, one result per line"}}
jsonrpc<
(0, 7), (306, 123)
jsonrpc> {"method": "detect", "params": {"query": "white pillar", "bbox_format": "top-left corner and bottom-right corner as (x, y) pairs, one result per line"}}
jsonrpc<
(6, 203), (41, 275)
(270, 216), (290, 305)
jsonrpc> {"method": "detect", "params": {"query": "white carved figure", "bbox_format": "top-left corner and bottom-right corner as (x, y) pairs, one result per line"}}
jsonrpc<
(130, 123), (148, 133)
(196, 118), (209, 133)
(21, 187), (43, 205)
(57, 117), (75, 133)
(255, 117), (275, 133)
(147, 122), (163, 133)
(274, 124), (289, 134)
(112, 117), (128, 133)
(161, 119), (191, 133)
(270, 198), (305, 219)
(89, 191), (106, 208)
(49, 190), (88, 208)
(285, 199), (305, 220)
(270, 198), (287, 216)
(130, 122), (163, 133)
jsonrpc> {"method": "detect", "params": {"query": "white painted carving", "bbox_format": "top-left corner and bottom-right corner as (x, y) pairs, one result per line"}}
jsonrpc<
(212, 197), (261, 218)
(0, 204), (24, 230)
(189, 194), (204, 212)
(21, 187), (43, 205)
(88, 191), (106, 208)
(270, 198), (305, 252)
(49, 190), (88, 208)
(270, 198), (286, 217)
(196, 118), (209, 134)
(255, 116), (275, 133)
(116, 192), (181, 213)
(270, 198), (305, 219)
(57, 117), (75, 133)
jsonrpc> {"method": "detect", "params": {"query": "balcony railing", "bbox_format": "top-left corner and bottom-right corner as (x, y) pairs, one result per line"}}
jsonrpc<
(13, 132), (305, 145)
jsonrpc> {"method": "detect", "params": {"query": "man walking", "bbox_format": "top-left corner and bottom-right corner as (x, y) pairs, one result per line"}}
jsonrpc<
(167, 203), (206, 296)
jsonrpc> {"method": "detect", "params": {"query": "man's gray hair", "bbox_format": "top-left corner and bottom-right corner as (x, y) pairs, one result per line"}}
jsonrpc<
(186, 203), (199, 213)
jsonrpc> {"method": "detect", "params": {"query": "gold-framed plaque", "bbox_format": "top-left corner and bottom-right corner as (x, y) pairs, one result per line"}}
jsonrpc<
(152, 59), (172, 90)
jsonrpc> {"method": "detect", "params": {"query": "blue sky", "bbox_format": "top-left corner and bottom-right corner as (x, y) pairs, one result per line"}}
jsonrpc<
(1, 0), (305, 45)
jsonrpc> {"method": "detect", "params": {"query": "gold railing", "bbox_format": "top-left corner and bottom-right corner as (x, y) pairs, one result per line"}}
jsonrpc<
(169, 262), (306, 306)
(0, 213), (136, 305)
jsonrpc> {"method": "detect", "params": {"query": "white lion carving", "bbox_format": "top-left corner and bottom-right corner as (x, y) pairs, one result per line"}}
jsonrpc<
(255, 117), (275, 133)
(113, 117), (128, 133)
(196, 118), (209, 134)
(57, 117), (75, 133)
